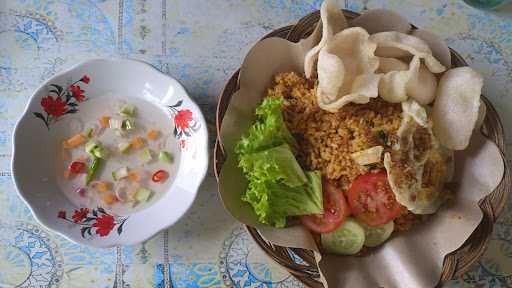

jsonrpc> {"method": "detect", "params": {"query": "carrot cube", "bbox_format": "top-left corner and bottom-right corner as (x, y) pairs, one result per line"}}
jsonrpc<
(100, 116), (111, 128)
(95, 182), (110, 193)
(131, 137), (146, 149)
(64, 134), (87, 149)
(102, 194), (116, 205)
(128, 171), (140, 182)
(147, 130), (160, 140)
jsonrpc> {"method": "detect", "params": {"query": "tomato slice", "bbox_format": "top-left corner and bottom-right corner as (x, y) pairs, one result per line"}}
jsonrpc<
(69, 161), (86, 174)
(300, 179), (351, 233)
(152, 170), (168, 183)
(347, 170), (402, 227)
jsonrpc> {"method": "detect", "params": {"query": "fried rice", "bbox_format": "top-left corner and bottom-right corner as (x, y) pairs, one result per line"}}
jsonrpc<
(266, 72), (425, 231)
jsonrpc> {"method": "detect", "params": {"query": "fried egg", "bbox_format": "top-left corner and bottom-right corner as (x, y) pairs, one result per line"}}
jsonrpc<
(384, 100), (449, 214)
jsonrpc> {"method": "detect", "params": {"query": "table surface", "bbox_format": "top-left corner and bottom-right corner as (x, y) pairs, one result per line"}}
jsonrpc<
(1, 0), (511, 287)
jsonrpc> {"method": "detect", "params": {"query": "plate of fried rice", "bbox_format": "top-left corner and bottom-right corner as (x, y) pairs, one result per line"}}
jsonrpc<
(215, 1), (506, 286)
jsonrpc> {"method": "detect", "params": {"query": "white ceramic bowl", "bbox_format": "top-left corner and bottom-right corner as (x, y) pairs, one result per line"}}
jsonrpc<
(12, 58), (208, 247)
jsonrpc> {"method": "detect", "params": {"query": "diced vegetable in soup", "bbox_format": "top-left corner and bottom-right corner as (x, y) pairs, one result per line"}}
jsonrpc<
(56, 97), (179, 215)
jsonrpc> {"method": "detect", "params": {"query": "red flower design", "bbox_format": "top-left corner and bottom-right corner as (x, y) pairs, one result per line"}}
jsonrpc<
(71, 208), (89, 223)
(93, 214), (116, 237)
(80, 75), (90, 84)
(70, 84), (86, 102)
(174, 109), (193, 130)
(57, 210), (67, 219)
(41, 96), (68, 117)
(179, 139), (187, 149)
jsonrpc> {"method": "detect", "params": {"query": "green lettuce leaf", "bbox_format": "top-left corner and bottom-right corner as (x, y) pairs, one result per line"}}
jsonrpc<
(239, 144), (306, 187)
(235, 97), (323, 228)
(235, 97), (296, 155)
(242, 171), (323, 228)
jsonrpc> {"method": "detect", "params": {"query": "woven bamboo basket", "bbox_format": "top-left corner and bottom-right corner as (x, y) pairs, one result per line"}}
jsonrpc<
(214, 9), (511, 287)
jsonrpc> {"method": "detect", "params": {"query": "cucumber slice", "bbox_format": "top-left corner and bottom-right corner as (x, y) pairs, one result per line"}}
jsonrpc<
(118, 142), (131, 154)
(135, 188), (152, 202)
(119, 104), (136, 117)
(139, 148), (153, 164)
(85, 140), (99, 154)
(112, 166), (129, 181)
(85, 127), (94, 138)
(92, 146), (110, 159)
(122, 119), (135, 130)
(361, 221), (394, 248)
(321, 218), (365, 255)
(158, 151), (173, 163)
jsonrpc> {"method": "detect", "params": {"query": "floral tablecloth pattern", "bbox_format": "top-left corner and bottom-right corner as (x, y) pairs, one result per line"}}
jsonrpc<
(0, 0), (511, 287)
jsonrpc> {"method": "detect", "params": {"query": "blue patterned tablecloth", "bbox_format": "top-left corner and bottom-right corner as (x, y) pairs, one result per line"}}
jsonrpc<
(0, 1), (511, 287)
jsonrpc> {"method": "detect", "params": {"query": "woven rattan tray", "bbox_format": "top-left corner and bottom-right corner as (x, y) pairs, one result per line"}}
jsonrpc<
(214, 9), (511, 287)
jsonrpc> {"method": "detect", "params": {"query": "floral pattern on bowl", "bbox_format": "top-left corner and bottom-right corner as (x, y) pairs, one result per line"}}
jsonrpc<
(168, 100), (201, 149)
(33, 75), (90, 129)
(57, 207), (128, 238)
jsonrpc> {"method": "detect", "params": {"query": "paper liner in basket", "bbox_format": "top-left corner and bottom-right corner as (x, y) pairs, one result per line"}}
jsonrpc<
(218, 8), (505, 288)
